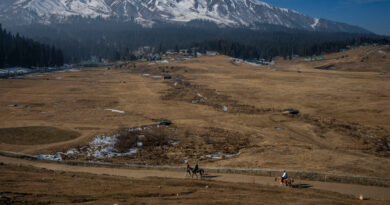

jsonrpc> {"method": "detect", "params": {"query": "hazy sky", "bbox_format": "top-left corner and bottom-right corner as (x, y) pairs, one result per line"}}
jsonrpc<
(262, 0), (390, 35)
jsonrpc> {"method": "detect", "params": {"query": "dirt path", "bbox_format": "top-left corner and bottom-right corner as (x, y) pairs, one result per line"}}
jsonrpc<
(1, 156), (389, 201)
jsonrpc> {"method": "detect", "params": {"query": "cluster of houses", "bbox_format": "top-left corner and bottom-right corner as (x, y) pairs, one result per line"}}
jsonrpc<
(132, 46), (219, 62)
(244, 58), (274, 65)
(304, 55), (324, 62)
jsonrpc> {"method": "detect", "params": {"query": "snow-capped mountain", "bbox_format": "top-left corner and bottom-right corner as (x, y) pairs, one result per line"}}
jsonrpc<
(0, 0), (370, 33)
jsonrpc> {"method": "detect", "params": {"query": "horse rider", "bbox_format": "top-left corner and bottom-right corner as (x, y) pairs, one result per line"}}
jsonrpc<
(186, 162), (191, 176)
(281, 170), (288, 183)
(193, 161), (199, 173)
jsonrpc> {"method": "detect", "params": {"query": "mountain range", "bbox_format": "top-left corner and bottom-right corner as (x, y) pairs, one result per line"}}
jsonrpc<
(0, 0), (370, 33)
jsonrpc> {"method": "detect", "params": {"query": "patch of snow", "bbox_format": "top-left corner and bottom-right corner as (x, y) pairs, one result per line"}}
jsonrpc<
(244, 61), (261, 66)
(65, 148), (79, 155)
(311, 18), (319, 29)
(37, 154), (62, 161)
(206, 152), (222, 160)
(225, 152), (240, 159)
(206, 151), (240, 160)
(105, 109), (125, 114)
(222, 105), (228, 112)
(86, 134), (138, 159)
(169, 140), (180, 146)
(157, 60), (169, 64)
(38, 123), (172, 161)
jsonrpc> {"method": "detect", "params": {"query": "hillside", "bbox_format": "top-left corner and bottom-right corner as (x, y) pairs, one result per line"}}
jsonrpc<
(0, 0), (369, 33)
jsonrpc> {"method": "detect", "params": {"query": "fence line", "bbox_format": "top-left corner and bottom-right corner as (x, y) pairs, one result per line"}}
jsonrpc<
(0, 150), (388, 187)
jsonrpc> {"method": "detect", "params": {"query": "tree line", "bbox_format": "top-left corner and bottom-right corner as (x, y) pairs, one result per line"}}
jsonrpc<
(0, 24), (63, 68)
(4, 18), (389, 63)
(191, 37), (389, 60)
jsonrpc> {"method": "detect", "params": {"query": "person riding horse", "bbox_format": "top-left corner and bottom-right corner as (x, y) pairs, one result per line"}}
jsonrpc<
(186, 163), (192, 176)
(186, 161), (204, 178)
(281, 170), (287, 183)
(193, 161), (199, 173)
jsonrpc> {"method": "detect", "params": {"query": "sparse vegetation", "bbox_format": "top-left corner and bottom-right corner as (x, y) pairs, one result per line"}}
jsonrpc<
(0, 126), (80, 145)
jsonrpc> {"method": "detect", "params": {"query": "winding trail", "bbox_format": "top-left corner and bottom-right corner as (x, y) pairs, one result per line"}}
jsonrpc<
(1, 155), (389, 201)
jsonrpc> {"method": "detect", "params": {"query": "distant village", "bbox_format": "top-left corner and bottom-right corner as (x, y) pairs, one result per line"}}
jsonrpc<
(1, 42), (385, 79)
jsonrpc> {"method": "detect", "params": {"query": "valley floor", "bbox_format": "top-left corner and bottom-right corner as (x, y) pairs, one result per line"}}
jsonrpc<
(0, 46), (389, 203)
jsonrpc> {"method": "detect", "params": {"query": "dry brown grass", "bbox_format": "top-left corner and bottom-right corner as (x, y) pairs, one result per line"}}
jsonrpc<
(0, 126), (80, 145)
(1, 163), (387, 205)
(0, 46), (389, 178)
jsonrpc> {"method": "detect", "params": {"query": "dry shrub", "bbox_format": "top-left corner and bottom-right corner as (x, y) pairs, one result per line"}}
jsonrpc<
(140, 127), (170, 148)
(115, 130), (138, 153)
(202, 127), (250, 154)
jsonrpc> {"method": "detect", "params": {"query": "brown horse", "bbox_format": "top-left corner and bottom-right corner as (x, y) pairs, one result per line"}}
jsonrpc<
(275, 177), (294, 187)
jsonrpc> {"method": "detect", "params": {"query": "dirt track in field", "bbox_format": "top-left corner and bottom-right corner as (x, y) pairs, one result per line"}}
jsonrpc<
(1, 155), (389, 201)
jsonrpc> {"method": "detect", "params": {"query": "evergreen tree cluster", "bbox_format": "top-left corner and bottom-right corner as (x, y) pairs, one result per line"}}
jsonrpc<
(193, 36), (389, 60)
(0, 24), (63, 68)
(4, 18), (389, 63)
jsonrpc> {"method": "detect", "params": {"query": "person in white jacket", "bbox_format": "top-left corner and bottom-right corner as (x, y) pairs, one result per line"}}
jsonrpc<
(281, 170), (288, 183)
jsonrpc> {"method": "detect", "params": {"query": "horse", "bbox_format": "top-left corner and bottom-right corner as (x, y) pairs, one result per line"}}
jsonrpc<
(191, 168), (205, 179)
(185, 165), (193, 177)
(274, 177), (294, 187)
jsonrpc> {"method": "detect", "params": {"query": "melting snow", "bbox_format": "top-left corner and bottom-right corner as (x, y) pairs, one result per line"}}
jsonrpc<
(206, 152), (222, 160)
(169, 140), (180, 146)
(105, 109), (125, 114)
(38, 124), (171, 161)
(37, 154), (63, 161)
(206, 152), (240, 160)
(222, 105), (228, 112)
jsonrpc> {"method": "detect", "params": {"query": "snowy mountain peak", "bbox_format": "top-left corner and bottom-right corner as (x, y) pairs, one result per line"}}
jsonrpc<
(0, 0), (370, 33)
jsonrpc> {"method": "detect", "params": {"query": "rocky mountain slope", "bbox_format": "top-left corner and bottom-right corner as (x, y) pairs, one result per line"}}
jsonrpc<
(0, 0), (370, 33)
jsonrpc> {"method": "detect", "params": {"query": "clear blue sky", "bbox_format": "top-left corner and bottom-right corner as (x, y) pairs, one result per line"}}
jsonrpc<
(261, 0), (390, 35)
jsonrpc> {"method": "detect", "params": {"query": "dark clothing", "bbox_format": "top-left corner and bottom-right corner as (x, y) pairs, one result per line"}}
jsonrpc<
(194, 164), (199, 172)
(281, 177), (287, 183)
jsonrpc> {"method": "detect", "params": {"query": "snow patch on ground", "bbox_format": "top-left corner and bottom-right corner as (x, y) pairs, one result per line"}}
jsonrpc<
(105, 109), (125, 114)
(244, 61), (261, 66)
(205, 152), (240, 160)
(222, 105), (228, 112)
(37, 124), (171, 161)
(37, 154), (63, 161)
(206, 152), (222, 160)
(169, 139), (180, 146)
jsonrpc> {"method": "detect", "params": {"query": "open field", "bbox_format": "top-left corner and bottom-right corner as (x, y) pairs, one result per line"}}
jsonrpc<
(1, 158), (389, 204)
(0, 45), (389, 183)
